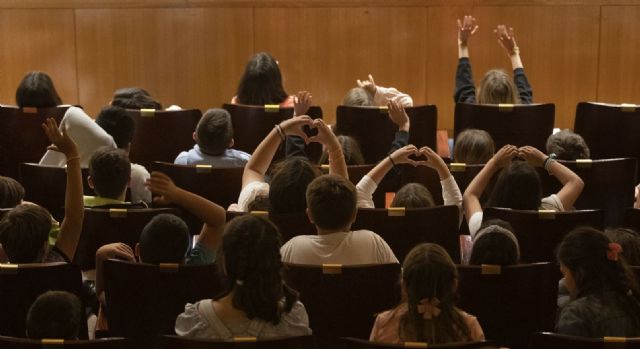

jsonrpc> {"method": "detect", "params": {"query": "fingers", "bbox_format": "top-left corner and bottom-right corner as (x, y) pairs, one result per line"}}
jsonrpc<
(368, 74), (375, 86)
(357, 79), (364, 87)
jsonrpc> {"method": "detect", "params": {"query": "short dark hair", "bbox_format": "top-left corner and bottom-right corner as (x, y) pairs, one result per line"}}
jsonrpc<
(96, 106), (136, 149)
(196, 109), (234, 156)
(269, 157), (319, 214)
(236, 52), (288, 106)
(454, 129), (495, 164)
(15, 71), (62, 108)
(111, 87), (162, 110)
(0, 204), (52, 263)
(0, 176), (25, 208)
(306, 175), (357, 230)
(470, 219), (519, 265)
(546, 130), (591, 160)
(391, 183), (435, 208)
(89, 148), (131, 200)
(139, 214), (190, 264)
(486, 160), (541, 210)
(112, 87), (151, 99)
(26, 291), (82, 340)
(319, 135), (365, 165)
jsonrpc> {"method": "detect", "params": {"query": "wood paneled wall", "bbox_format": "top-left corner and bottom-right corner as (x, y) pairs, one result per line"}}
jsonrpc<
(0, 1), (637, 131)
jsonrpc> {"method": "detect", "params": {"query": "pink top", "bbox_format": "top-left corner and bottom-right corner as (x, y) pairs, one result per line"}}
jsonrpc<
(230, 95), (295, 108)
(370, 303), (485, 344)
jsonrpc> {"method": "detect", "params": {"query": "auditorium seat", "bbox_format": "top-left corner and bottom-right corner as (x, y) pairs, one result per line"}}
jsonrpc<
(0, 106), (68, 179)
(623, 208), (640, 232)
(74, 207), (180, 270)
(0, 262), (87, 338)
(334, 105), (437, 164)
(352, 206), (461, 263)
(160, 335), (317, 349)
(0, 336), (127, 349)
(448, 163), (487, 196)
(222, 104), (323, 162)
(103, 260), (226, 347)
(283, 263), (401, 340)
(528, 332), (640, 349)
(126, 108), (202, 169)
(483, 208), (604, 263)
(457, 263), (557, 349)
(337, 337), (497, 349)
(453, 103), (555, 151)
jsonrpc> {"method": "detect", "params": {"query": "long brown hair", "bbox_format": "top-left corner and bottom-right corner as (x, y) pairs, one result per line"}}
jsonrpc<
(477, 69), (519, 104)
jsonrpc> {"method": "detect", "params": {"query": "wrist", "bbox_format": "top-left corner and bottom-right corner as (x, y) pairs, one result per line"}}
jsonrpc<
(398, 122), (410, 133)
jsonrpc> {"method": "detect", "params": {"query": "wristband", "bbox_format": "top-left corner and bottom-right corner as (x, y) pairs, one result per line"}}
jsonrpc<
(274, 124), (286, 142)
(65, 156), (80, 165)
(388, 155), (397, 168)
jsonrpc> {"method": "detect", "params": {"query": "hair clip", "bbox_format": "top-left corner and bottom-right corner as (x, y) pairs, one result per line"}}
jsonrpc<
(416, 298), (441, 320)
(607, 242), (623, 262)
(236, 279), (245, 286)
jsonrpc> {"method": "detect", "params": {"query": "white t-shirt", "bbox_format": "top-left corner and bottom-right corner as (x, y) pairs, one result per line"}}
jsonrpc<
(280, 230), (399, 265)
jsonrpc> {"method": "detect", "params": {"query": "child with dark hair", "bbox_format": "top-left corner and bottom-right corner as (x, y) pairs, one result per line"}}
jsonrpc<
(0, 118), (84, 264)
(83, 148), (134, 207)
(370, 243), (484, 344)
(463, 145), (584, 237)
(15, 71), (63, 108)
(469, 219), (520, 266)
(556, 227), (640, 337)
(454, 16), (532, 104)
(318, 135), (365, 165)
(545, 130), (591, 160)
(175, 215), (311, 339)
(343, 74), (413, 107)
(110, 87), (163, 110)
(605, 228), (640, 266)
(0, 176), (25, 208)
(453, 129), (495, 164)
(26, 291), (83, 340)
(280, 174), (397, 265)
(175, 108), (250, 167)
(232, 52), (294, 107)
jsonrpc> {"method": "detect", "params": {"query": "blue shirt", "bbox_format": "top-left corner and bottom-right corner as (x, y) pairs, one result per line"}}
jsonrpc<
(174, 145), (250, 167)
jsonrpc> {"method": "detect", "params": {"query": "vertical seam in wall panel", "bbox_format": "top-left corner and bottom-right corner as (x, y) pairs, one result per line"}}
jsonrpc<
(72, 9), (81, 104)
(595, 5), (602, 102)
(252, 7), (256, 53)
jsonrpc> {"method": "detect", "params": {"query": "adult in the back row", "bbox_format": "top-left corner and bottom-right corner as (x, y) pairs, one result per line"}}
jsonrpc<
(454, 16), (533, 104)
(232, 52), (297, 108)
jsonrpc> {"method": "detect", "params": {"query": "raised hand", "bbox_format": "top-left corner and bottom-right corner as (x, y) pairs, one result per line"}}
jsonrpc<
(491, 145), (518, 168)
(419, 146), (449, 174)
(306, 119), (339, 150)
(146, 171), (180, 205)
(457, 15), (479, 47)
(390, 145), (424, 167)
(357, 74), (377, 97)
(518, 146), (547, 167)
(41, 118), (78, 158)
(388, 100), (410, 132)
(494, 24), (518, 56)
(294, 90), (312, 116)
(279, 115), (314, 142)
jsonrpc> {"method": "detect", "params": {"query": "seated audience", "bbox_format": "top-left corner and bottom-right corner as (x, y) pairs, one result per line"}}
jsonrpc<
(545, 130), (591, 160)
(15, 71), (63, 108)
(556, 227), (640, 337)
(0, 176), (25, 208)
(605, 228), (640, 266)
(454, 16), (532, 104)
(26, 291), (83, 340)
(0, 118), (83, 263)
(318, 135), (365, 165)
(370, 243), (484, 344)
(280, 174), (398, 265)
(463, 145), (584, 237)
(175, 215), (311, 339)
(84, 148), (145, 207)
(453, 129), (495, 164)
(469, 219), (520, 265)
(343, 74), (413, 107)
(174, 108), (250, 167)
(110, 87), (163, 110)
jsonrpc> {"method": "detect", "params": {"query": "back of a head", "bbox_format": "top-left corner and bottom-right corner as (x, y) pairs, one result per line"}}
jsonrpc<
(400, 243), (470, 343)
(454, 129), (495, 164)
(342, 87), (375, 107)
(470, 220), (520, 265)
(0, 176), (25, 208)
(319, 135), (365, 165)
(236, 52), (288, 106)
(222, 215), (297, 324)
(112, 87), (151, 100)
(306, 174), (357, 231)
(477, 69), (519, 105)
(487, 160), (541, 210)
(95, 106), (136, 149)
(269, 157), (318, 214)
(391, 183), (435, 208)
(89, 148), (131, 200)
(546, 130), (591, 160)
(196, 109), (233, 156)
(139, 213), (190, 264)
(605, 228), (640, 266)
(111, 87), (162, 110)
(0, 204), (52, 263)
(15, 71), (62, 108)
(26, 291), (82, 340)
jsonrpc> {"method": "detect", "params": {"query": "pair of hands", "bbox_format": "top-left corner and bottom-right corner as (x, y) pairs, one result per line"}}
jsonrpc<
(42, 118), (79, 158)
(389, 145), (447, 172)
(457, 15), (518, 56)
(491, 145), (548, 168)
(279, 115), (341, 151)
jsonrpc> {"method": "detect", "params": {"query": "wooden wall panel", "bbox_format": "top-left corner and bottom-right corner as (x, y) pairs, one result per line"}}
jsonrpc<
(0, 10), (78, 106)
(598, 6), (640, 105)
(253, 7), (428, 123)
(75, 8), (254, 117)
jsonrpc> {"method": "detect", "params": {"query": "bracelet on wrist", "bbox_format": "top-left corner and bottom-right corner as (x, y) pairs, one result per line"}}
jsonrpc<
(65, 156), (80, 165)
(388, 155), (397, 168)
(274, 124), (286, 142)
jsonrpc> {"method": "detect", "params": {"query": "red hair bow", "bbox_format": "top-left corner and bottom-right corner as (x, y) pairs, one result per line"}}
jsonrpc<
(416, 298), (441, 320)
(607, 242), (623, 262)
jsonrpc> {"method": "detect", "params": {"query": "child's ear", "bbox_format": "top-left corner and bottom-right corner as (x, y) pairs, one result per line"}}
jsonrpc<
(134, 243), (141, 258)
(228, 138), (235, 149)
(305, 207), (315, 224)
(192, 132), (197, 142)
(87, 176), (95, 189)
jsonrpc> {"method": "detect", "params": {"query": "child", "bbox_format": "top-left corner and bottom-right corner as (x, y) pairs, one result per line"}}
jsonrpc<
(15, 71), (63, 108)
(26, 291), (83, 340)
(453, 129), (495, 164)
(463, 145), (584, 237)
(469, 219), (520, 266)
(545, 130), (591, 160)
(174, 108), (251, 167)
(556, 227), (640, 337)
(110, 87), (163, 110)
(280, 174), (398, 265)
(175, 215), (311, 339)
(604, 228), (640, 266)
(370, 243), (484, 344)
(83, 148), (139, 207)
(0, 118), (83, 264)
(343, 74), (413, 107)
(454, 16), (532, 104)
(0, 176), (25, 208)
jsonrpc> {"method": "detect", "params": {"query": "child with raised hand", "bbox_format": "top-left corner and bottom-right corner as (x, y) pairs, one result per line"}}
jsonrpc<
(370, 243), (484, 344)
(454, 15), (533, 104)
(0, 118), (83, 264)
(343, 74), (413, 107)
(463, 145), (584, 237)
(556, 227), (640, 337)
(175, 215), (311, 339)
